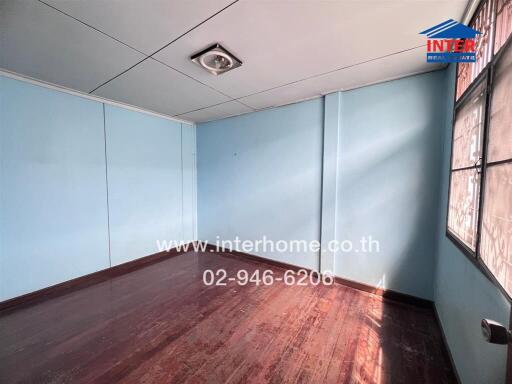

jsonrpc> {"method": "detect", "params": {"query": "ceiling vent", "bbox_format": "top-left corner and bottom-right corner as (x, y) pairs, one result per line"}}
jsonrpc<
(190, 44), (242, 75)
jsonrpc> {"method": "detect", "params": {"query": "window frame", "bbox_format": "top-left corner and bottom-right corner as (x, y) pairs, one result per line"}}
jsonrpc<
(446, 0), (512, 300)
(446, 72), (488, 255)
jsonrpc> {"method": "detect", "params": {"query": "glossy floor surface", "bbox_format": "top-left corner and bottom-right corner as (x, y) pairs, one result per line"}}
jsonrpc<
(0, 251), (457, 383)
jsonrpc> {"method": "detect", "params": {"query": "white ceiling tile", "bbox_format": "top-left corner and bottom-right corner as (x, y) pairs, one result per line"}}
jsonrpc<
(0, 0), (144, 93)
(154, 0), (467, 99)
(238, 48), (445, 110)
(178, 100), (253, 123)
(332, 50), (446, 92)
(93, 58), (230, 116)
(2, 0), (469, 121)
(44, 0), (236, 54)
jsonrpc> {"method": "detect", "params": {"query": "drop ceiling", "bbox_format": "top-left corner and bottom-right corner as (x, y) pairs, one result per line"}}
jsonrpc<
(0, 0), (468, 123)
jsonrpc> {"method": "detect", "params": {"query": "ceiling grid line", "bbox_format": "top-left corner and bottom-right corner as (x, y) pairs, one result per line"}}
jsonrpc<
(174, 100), (254, 117)
(33, 0), (244, 97)
(235, 45), (427, 102)
(174, 44), (428, 116)
(37, 0), (147, 56)
(87, 0), (241, 95)
(150, 56), (251, 105)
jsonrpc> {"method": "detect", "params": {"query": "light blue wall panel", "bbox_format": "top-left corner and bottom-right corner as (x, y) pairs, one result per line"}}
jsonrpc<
(197, 99), (324, 270)
(0, 76), (110, 300)
(181, 123), (197, 243)
(434, 65), (510, 384)
(105, 105), (182, 265)
(334, 72), (447, 300)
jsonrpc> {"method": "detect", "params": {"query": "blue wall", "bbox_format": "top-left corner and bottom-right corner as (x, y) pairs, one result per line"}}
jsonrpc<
(182, 123), (197, 243)
(434, 66), (510, 384)
(105, 105), (183, 265)
(0, 76), (110, 300)
(333, 72), (447, 300)
(197, 73), (446, 301)
(197, 99), (324, 270)
(0, 75), (197, 300)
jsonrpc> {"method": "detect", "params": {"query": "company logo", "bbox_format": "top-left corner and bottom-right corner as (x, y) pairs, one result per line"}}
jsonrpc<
(420, 19), (481, 63)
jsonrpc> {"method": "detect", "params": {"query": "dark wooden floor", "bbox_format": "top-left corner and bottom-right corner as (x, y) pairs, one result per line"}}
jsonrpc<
(0, 251), (456, 384)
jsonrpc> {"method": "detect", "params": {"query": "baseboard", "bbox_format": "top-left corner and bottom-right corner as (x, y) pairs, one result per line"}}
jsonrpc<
(433, 304), (462, 384)
(333, 276), (434, 308)
(0, 244), (193, 313)
(204, 243), (314, 273)
(204, 243), (434, 309)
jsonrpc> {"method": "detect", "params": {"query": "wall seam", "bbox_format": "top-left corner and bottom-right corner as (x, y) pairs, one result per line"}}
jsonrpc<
(102, 103), (112, 268)
(433, 67), (453, 301)
(333, 92), (341, 276)
(180, 124), (185, 241)
(318, 97), (326, 272)
(193, 125), (198, 241)
(320, 92), (341, 274)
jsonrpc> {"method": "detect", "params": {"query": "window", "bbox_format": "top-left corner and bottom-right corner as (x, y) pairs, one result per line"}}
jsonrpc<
(447, 0), (512, 297)
(479, 44), (512, 294)
(456, 0), (495, 100)
(448, 81), (486, 250)
(495, 0), (512, 52)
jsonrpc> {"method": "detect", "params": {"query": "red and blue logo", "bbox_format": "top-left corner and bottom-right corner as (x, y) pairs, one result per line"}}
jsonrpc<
(420, 19), (481, 63)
